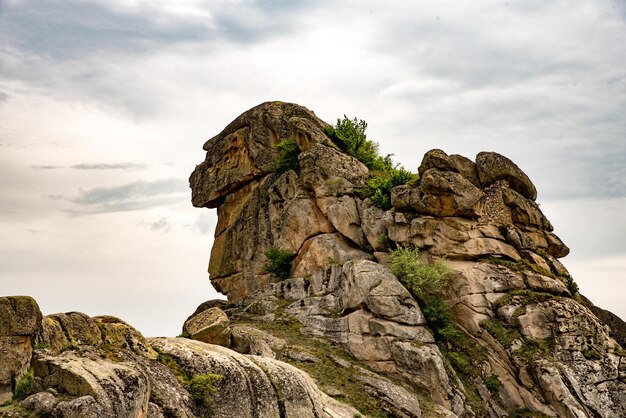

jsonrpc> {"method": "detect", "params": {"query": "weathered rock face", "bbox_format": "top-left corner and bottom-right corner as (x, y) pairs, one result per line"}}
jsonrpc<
(190, 101), (334, 209)
(0, 296), (42, 404)
(188, 102), (625, 417)
(190, 102), (372, 301)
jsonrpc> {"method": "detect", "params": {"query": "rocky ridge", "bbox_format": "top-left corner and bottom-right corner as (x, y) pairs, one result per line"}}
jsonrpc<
(1, 101), (624, 417)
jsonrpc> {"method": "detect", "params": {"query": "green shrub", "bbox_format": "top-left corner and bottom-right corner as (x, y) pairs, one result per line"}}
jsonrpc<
(510, 408), (549, 418)
(493, 289), (553, 310)
(481, 256), (556, 279)
(274, 138), (300, 175)
(323, 116), (417, 209)
(367, 166), (417, 210)
(421, 296), (451, 333)
(388, 247), (490, 379)
(515, 337), (555, 361)
(581, 349), (601, 360)
(323, 116), (387, 171)
(483, 375), (501, 393)
(448, 351), (471, 372)
(156, 350), (222, 414)
(390, 246), (451, 299)
(13, 369), (33, 400)
(564, 275), (579, 295)
(186, 373), (222, 408)
(481, 319), (521, 348)
(264, 247), (296, 280)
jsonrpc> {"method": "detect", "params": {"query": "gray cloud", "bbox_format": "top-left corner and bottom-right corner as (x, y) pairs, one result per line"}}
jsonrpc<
(195, 212), (215, 236)
(74, 178), (185, 205)
(55, 178), (188, 213)
(0, 0), (317, 118)
(0, 0), (320, 59)
(150, 217), (172, 233)
(32, 165), (64, 170)
(33, 162), (147, 170)
(0, 91), (8, 102)
(361, 1), (626, 201)
(72, 163), (147, 170)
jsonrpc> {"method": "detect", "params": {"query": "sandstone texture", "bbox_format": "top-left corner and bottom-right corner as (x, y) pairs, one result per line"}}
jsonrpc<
(2, 102), (624, 417)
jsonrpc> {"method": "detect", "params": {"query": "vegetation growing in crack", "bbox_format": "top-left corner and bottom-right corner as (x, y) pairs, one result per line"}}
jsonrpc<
(389, 245), (505, 414)
(481, 319), (521, 348)
(481, 316), (556, 362)
(264, 246), (296, 280)
(323, 116), (417, 209)
(367, 166), (417, 210)
(515, 337), (555, 361)
(13, 368), (33, 401)
(480, 256), (555, 280)
(186, 374), (223, 410)
(390, 246), (451, 299)
(273, 138), (300, 175)
(484, 375), (501, 393)
(155, 350), (222, 416)
(493, 290), (556, 318)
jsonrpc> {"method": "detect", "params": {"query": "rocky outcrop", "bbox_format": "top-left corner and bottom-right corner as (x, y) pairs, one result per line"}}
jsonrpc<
(2, 102), (624, 418)
(475, 151), (537, 201)
(187, 102), (625, 417)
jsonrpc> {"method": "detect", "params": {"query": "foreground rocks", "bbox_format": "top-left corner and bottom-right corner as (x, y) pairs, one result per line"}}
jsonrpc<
(0, 299), (361, 418)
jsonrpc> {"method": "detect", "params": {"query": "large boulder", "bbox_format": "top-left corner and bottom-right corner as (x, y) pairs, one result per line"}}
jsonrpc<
(502, 188), (552, 230)
(182, 307), (231, 346)
(475, 152), (537, 200)
(0, 296), (42, 404)
(292, 233), (371, 277)
(299, 143), (369, 196)
(93, 316), (157, 359)
(36, 312), (102, 354)
(0, 296), (42, 337)
(418, 148), (480, 187)
(149, 337), (359, 418)
(190, 101), (332, 208)
(30, 351), (150, 417)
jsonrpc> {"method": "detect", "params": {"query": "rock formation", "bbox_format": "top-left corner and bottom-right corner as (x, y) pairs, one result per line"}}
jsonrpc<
(1, 101), (624, 417)
(187, 102), (625, 417)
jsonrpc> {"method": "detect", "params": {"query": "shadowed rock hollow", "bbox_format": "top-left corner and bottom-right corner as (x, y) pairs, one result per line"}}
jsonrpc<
(1, 101), (624, 418)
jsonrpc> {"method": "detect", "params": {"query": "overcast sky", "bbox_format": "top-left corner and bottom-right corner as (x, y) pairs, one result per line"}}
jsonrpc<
(1, 0), (624, 336)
